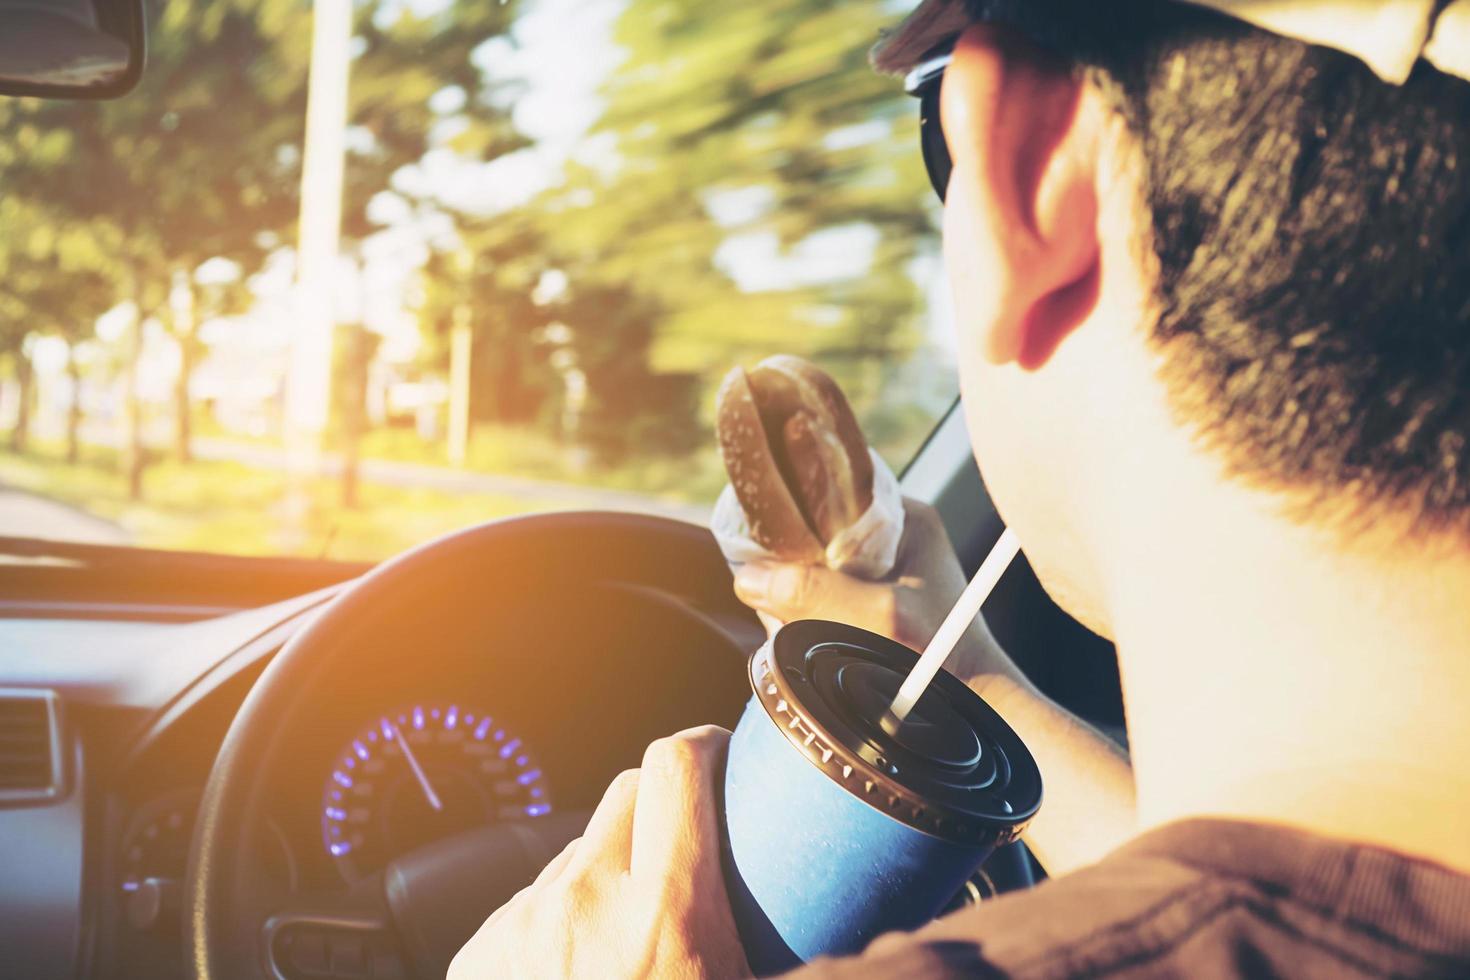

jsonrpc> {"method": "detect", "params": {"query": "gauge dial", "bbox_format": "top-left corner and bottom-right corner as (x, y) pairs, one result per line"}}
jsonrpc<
(120, 789), (295, 933)
(321, 702), (551, 879)
(121, 791), (195, 897)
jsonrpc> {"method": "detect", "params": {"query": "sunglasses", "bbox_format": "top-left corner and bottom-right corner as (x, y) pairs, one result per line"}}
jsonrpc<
(904, 48), (954, 203)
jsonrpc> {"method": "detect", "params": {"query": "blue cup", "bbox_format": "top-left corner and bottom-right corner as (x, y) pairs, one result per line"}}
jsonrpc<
(719, 620), (1042, 975)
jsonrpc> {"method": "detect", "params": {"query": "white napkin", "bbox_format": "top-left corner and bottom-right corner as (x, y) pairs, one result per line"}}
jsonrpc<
(712, 448), (906, 580)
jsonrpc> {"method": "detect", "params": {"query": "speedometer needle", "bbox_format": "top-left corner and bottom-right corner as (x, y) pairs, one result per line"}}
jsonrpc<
(388, 720), (443, 812)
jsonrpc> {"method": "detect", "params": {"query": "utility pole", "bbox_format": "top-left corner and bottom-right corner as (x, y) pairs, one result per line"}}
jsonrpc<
(282, 0), (351, 546)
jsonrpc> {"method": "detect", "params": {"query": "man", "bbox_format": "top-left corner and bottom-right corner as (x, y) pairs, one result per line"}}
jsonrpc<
(453, 0), (1470, 975)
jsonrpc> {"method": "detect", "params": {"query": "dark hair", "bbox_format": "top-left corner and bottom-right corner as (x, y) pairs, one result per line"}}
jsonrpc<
(972, 1), (1470, 536)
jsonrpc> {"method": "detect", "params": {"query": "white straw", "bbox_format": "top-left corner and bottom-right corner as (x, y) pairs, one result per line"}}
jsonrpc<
(887, 527), (1020, 723)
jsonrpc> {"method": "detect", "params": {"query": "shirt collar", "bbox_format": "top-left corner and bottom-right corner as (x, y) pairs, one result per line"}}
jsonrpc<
(1115, 817), (1470, 957)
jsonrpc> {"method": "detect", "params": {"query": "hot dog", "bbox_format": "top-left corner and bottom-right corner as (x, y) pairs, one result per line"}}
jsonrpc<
(715, 355), (875, 563)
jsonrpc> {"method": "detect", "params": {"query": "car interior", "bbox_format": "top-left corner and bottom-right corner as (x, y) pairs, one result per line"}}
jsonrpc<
(0, 1), (1126, 978)
(2, 403), (1123, 980)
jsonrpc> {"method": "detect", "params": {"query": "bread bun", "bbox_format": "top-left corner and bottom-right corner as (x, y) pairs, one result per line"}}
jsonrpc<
(715, 355), (874, 560)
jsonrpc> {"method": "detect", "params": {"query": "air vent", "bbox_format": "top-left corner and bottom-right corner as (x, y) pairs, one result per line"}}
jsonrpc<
(0, 689), (64, 803)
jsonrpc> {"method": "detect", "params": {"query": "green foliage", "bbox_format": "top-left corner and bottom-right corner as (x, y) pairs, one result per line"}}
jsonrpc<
(539, 0), (937, 386)
(0, 0), (530, 337)
(0, 199), (117, 347)
(0, 0), (953, 557)
(0, 0), (307, 292)
(416, 217), (562, 427)
(412, 0), (942, 462)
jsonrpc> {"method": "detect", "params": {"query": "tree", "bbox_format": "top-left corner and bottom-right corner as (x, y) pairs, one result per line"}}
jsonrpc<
(163, 263), (252, 462)
(0, 332), (33, 454)
(332, 321), (381, 507)
(415, 215), (560, 440)
(0, 0), (310, 491)
(0, 200), (119, 459)
(552, 275), (701, 462)
(529, 0), (937, 448)
(0, 0), (532, 496)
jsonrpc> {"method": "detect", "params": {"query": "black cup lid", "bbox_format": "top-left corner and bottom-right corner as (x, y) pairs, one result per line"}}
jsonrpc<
(835, 661), (983, 769)
(749, 620), (1042, 845)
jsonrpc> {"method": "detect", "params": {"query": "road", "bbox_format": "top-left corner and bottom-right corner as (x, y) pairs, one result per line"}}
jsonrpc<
(0, 484), (130, 546)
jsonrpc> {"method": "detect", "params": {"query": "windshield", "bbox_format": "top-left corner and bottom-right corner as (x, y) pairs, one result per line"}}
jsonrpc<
(0, 0), (956, 561)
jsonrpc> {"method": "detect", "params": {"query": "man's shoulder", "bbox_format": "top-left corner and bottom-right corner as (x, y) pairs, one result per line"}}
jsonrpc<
(794, 819), (1470, 979)
(844, 828), (1229, 979)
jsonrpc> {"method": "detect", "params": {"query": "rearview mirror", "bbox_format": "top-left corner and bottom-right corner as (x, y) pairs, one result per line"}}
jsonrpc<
(0, 0), (145, 99)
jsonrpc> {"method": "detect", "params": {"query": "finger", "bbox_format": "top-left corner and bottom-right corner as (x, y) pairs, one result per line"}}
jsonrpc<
(756, 609), (784, 641)
(567, 767), (639, 874)
(735, 561), (892, 631)
(455, 873), (536, 969)
(895, 502), (953, 570)
(531, 834), (580, 886)
(630, 726), (730, 882)
(901, 497), (947, 542)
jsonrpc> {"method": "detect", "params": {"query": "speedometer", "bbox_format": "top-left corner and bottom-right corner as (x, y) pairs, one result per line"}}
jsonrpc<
(320, 702), (551, 880)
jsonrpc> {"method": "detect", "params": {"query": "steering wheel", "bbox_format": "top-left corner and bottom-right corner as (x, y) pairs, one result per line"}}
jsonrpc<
(184, 512), (754, 980)
(185, 510), (1035, 979)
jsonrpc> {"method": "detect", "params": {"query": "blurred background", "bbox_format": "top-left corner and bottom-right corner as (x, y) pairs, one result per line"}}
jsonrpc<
(0, 0), (957, 561)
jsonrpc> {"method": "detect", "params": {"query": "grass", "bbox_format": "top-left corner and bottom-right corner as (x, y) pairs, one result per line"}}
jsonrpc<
(0, 399), (926, 560)
(194, 414), (731, 506)
(355, 425), (730, 504)
(0, 440), (600, 561)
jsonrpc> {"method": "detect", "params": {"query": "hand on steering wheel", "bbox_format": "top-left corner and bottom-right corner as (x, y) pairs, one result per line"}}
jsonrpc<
(450, 726), (749, 979)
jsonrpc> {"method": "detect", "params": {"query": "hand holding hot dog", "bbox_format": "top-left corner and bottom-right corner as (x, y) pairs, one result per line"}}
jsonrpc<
(712, 355), (903, 578)
(732, 497), (1023, 695)
(711, 354), (1018, 690)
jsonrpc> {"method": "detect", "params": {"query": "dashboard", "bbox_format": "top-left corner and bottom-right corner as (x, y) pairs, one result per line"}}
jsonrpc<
(0, 487), (1121, 980)
(0, 555), (761, 980)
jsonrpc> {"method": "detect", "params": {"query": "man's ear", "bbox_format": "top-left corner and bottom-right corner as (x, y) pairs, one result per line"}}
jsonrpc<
(942, 23), (1103, 370)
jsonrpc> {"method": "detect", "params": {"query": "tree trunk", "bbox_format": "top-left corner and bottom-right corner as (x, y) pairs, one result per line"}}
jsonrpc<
(340, 323), (369, 509)
(123, 274), (147, 501)
(171, 272), (197, 463)
(9, 353), (32, 454)
(174, 335), (194, 463)
(65, 344), (82, 464)
(447, 307), (473, 466)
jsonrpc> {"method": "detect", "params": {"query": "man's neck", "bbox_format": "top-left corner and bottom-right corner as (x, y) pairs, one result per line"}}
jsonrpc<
(1102, 469), (1470, 874)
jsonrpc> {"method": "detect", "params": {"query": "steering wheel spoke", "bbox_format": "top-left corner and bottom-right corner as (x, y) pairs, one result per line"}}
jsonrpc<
(263, 890), (405, 980)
